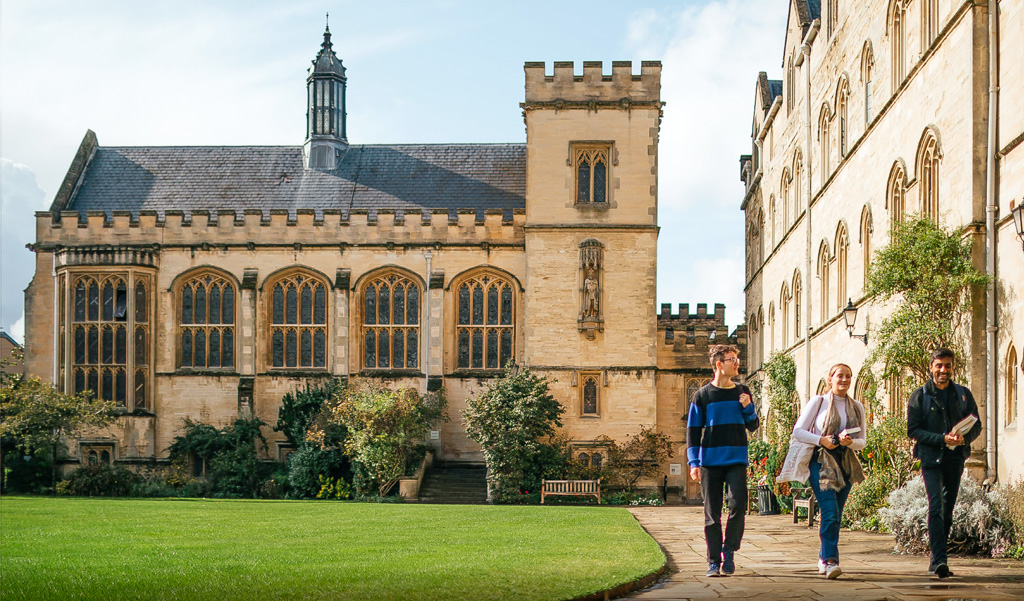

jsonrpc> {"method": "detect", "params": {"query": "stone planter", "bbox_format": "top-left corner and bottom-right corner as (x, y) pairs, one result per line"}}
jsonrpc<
(399, 451), (433, 501)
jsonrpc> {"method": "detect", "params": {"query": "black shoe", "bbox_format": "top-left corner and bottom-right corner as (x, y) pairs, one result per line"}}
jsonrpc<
(933, 563), (950, 578)
(721, 551), (735, 575)
(707, 562), (721, 577)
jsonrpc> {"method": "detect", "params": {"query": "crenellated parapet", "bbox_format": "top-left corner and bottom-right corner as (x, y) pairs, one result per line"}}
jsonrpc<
(32, 207), (527, 250)
(522, 61), (662, 108)
(657, 303), (744, 347)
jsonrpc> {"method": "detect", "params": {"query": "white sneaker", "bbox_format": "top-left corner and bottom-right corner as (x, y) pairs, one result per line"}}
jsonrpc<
(817, 560), (827, 574)
(825, 562), (842, 579)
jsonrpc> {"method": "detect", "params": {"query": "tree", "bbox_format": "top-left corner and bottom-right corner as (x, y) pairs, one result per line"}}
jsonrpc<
(598, 427), (674, 492)
(463, 364), (564, 502)
(308, 380), (447, 496)
(0, 377), (119, 492)
(866, 216), (990, 383)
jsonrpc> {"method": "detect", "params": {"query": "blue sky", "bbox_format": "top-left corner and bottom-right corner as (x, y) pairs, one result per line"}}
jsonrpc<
(0, 0), (789, 342)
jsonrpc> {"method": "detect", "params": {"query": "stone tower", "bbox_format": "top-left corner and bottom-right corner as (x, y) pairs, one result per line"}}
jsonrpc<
(304, 21), (348, 170)
(521, 61), (663, 440)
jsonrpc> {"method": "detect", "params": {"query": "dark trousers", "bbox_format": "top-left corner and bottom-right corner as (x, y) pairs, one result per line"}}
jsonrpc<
(700, 464), (748, 563)
(921, 459), (964, 569)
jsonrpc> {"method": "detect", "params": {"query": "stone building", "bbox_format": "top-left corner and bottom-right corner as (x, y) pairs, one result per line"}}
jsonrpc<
(740, 1), (1023, 482)
(23, 26), (744, 500)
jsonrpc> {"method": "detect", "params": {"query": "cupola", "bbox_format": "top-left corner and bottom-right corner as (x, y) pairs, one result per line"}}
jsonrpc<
(304, 17), (347, 170)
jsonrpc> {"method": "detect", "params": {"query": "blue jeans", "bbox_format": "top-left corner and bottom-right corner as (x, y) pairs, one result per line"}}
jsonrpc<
(808, 458), (852, 563)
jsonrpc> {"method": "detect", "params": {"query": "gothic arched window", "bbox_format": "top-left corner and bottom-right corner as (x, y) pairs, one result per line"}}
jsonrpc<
(1006, 345), (1019, 426)
(179, 271), (236, 369)
(456, 271), (515, 370)
(818, 242), (831, 322)
(889, 0), (908, 91)
(573, 143), (610, 204)
(917, 131), (941, 221)
(837, 79), (850, 158)
(270, 271), (328, 369)
(860, 206), (873, 289)
(361, 271), (420, 370)
(793, 272), (802, 338)
(887, 161), (907, 233)
(835, 223), (849, 313)
(581, 373), (600, 415)
(71, 273), (152, 409)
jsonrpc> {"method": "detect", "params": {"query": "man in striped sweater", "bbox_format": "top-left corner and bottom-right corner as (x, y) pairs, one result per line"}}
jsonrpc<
(687, 344), (760, 577)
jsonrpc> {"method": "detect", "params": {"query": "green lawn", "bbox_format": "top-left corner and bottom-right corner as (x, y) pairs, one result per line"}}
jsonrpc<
(0, 497), (665, 601)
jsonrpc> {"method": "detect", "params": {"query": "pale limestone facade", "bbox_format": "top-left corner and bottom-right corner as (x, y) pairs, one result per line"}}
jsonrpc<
(24, 36), (744, 500)
(741, 0), (1023, 482)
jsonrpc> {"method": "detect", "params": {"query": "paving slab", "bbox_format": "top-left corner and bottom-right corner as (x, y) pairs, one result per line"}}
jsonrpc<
(624, 506), (1024, 601)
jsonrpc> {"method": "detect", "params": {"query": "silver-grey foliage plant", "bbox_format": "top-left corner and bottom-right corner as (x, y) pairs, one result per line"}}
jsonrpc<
(879, 474), (1017, 557)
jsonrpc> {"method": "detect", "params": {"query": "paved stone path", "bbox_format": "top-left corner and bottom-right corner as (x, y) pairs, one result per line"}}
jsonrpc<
(624, 506), (1024, 601)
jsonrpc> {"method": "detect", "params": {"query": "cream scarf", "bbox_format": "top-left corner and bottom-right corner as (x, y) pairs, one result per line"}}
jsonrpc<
(817, 393), (866, 492)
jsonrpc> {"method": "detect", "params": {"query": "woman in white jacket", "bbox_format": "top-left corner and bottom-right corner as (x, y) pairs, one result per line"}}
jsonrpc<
(789, 363), (866, 579)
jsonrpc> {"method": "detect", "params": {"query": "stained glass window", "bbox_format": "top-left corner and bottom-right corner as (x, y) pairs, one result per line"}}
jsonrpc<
(180, 273), (236, 369)
(270, 273), (327, 369)
(582, 376), (599, 415)
(70, 273), (150, 410)
(362, 272), (420, 370)
(573, 144), (611, 204)
(455, 273), (515, 370)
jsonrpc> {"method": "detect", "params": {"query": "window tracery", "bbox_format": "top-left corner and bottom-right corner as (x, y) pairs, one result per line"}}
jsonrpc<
(179, 272), (236, 369)
(270, 272), (328, 369)
(572, 144), (610, 205)
(362, 271), (419, 370)
(455, 271), (514, 370)
(69, 271), (151, 410)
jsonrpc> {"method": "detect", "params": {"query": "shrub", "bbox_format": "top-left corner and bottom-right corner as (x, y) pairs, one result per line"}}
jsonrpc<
(842, 469), (901, 531)
(56, 463), (141, 497)
(463, 364), (564, 503)
(276, 379), (345, 447)
(286, 445), (351, 499)
(308, 380), (447, 496)
(598, 427), (673, 492)
(879, 473), (1016, 557)
(167, 417), (271, 498)
(1001, 477), (1024, 559)
(2, 449), (53, 494)
(316, 475), (353, 500)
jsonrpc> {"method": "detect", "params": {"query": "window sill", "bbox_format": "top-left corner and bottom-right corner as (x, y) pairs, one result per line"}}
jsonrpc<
(262, 369), (332, 378)
(357, 369), (425, 379)
(114, 408), (156, 417)
(578, 414), (602, 419)
(573, 202), (610, 211)
(449, 369), (503, 379)
(172, 368), (240, 377)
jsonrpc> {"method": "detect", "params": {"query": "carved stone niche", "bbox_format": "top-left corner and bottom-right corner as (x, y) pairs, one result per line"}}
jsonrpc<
(578, 239), (604, 340)
(238, 376), (254, 417)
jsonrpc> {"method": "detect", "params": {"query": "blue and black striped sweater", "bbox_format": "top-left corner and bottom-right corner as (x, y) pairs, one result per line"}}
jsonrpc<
(686, 383), (760, 468)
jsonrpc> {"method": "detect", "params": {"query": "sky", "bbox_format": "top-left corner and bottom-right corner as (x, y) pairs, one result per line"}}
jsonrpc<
(0, 0), (789, 343)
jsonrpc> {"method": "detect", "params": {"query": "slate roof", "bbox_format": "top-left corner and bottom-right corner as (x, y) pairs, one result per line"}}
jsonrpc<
(67, 144), (526, 215)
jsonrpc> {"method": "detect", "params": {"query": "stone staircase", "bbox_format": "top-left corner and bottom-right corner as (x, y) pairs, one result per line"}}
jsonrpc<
(416, 462), (488, 504)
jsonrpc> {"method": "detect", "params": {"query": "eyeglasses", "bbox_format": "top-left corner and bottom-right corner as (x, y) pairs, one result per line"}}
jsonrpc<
(721, 357), (741, 364)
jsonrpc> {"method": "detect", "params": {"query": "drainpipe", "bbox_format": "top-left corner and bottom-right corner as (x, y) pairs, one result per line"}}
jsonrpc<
(424, 250), (433, 393)
(796, 19), (820, 400)
(52, 253), (59, 385)
(985, 0), (999, 484)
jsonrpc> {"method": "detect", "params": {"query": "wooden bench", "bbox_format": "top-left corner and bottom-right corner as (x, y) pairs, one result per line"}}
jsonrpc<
(792, 488), (818, 527)
(541, 479), (601, 504)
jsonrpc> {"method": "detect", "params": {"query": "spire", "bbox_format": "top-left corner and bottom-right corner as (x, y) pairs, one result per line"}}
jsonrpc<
(305, 18), (348, 169)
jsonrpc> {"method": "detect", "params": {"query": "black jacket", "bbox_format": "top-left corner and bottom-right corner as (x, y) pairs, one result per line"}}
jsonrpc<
(907, 380), (982, 466)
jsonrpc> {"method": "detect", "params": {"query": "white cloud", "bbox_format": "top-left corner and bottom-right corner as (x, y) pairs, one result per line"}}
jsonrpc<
(9, 315), (25, 345)
(624, 0), (787, 330)
(1, 159), (47, 337)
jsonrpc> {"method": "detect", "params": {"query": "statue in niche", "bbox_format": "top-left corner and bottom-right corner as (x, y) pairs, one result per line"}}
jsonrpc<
(583, 271), (599, 318)
(578, 239), (604, 339)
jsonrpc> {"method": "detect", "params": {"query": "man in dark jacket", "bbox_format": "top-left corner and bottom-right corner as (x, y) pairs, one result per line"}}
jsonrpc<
(906, 348), (982, 578)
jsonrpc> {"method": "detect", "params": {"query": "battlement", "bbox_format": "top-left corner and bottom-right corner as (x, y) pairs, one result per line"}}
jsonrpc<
(523, 61), (661, 105)
(34, 208), (527, 249)
(656, 303), (726, 323)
